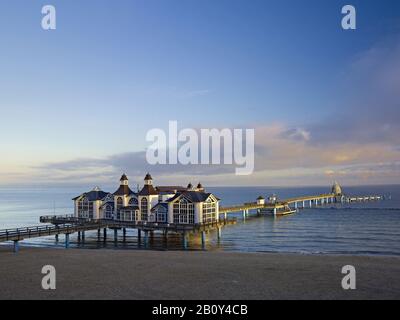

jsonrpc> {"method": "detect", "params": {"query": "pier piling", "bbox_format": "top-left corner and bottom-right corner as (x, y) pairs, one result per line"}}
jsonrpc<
(144, 231), (149, 248)
(13, 240), (19, 253)
(65, 234), (70, 249)
(103, 228), (107, 240)
(201, 231), (206, 249)
(182, 232), (188, 250)
(163, 229), (168, 245)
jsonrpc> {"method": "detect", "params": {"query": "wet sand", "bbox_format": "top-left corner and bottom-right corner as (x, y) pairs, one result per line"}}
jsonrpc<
(0, 246), (399, 300)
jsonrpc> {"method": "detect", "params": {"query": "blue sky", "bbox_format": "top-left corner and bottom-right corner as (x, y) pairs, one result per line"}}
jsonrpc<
(0, 0), (399, 187)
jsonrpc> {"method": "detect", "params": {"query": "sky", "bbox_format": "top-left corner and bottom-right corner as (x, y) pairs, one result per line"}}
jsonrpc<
(0, 0), (399, 188)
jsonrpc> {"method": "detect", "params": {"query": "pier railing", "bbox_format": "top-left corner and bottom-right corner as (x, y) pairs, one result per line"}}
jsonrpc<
(39, 215), (236, 232)
(0, 224), (76, 242)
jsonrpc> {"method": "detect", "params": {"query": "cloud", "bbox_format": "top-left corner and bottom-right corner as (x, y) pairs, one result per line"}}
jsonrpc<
(26, 119), (400, 187)
(280, 128), (310, 142)
(307, 35), (400, 147)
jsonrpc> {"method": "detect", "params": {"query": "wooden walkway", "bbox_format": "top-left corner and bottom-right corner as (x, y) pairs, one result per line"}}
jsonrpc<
(219, 192), (384, 218)
(0, 223), (106, 242)
(219, 193), (337, 215)
(0, 217), (237, 252)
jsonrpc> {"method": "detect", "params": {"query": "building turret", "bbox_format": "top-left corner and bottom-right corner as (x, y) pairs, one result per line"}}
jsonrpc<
(120, 174), (129, 186)
(144, 173), (153, 185)
(332, 181), (343, 196)
(139, 173), (158, 222)
(187, 183), (193, 190)
(196, 183), (204, 192)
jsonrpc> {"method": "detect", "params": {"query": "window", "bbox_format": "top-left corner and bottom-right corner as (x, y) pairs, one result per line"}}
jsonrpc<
(155, 206), (167, 223)
(105, 204), (113, 219)
(203, 197), (216, 224)
(129, 197), (138, 205)
(116, 197), (123, 211)
(78, 198), (94, 218)
(120, 209), (138, 222)
(141, 198), (148, 221)
(173, 198), (194, 224)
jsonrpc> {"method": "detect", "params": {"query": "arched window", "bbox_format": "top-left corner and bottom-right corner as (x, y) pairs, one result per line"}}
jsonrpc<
(129, 197), (138, 205)
(105, 205), (113, 219)
(141, 198), (148, 221)
(117, 197), (123, 211)
(156, 206), (167, 223)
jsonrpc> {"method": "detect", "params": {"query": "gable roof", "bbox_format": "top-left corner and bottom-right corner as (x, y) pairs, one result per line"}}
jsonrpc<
(151, 202), (168, 212)
(100, 202), (114, 209)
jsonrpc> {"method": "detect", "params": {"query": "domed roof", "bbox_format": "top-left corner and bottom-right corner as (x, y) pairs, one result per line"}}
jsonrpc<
(332, 181), (342, 195)
(144, 173), (153, 181)
(120, 174), (128, 181)
(197, 182), (203, 189)
(187, 183), (193, 189)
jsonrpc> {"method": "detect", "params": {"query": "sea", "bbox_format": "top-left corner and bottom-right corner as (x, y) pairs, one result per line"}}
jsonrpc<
(0, 185), (399, 256)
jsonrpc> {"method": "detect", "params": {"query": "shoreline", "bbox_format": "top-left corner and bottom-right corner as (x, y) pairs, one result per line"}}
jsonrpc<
(3, 242), (400, 259)
(2, 241), (400, 259)
(1, 246), (400, 300)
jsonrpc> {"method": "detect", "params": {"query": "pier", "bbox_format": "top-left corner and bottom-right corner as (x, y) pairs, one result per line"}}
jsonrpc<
(219, 193), (383, 218)
(0, 187), (384, 253)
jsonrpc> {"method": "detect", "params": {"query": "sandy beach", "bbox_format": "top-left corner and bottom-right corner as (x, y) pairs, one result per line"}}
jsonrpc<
(0, 246), (399, 300)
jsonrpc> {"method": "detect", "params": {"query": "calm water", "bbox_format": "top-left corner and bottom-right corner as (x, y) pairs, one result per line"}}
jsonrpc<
(0, 185), (399, 256)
